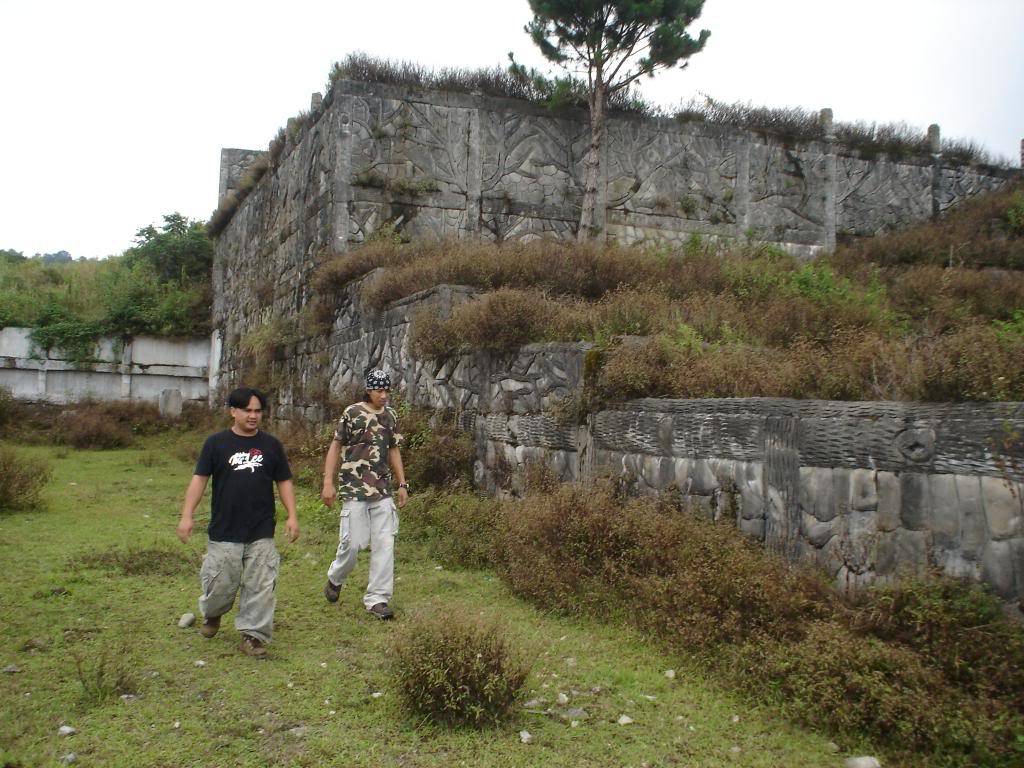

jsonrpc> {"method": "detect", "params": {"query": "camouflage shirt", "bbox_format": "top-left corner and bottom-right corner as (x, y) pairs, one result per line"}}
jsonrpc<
(333, 402), (404, 501)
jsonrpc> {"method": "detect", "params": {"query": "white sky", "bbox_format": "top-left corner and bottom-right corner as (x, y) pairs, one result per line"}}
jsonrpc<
(1, 0), (1021, 259)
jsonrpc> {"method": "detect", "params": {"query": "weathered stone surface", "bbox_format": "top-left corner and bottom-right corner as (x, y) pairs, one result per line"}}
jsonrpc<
(900, 473), (931, 530)
(876, 471), (900, 531)
(849, 469), (878, 511)
(982, 540), (1016, 598)
(799, 467), (835, 522)
(982, 476), (1022, 540)
(955, 475), (986, 558)
(929, 474), (961, 549)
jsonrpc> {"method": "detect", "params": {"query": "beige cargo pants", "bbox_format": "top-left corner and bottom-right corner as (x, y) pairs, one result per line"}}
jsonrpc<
(199, 538), (279, 643)
(327, 497), (398, 609)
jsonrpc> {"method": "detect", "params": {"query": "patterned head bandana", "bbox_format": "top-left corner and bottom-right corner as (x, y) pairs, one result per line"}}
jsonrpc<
(364, 368), (392, 391)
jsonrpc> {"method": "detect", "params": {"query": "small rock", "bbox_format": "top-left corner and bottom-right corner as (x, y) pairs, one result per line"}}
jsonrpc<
(3, 664), (20, 674)
(371, 691), (383, 699)
(178, 613), (196, 628)
(173, 721), (180, 729)
(288, 726), (307, 737)
(194, 660), (206, 667)
(844, 759), (881, 768)
(826, 742), (841, 753)
(591, 685), (602, 693)
(434, 565), (443, 570)
(319, 662), (327, 668)
(570, 720), (580, 728)
(58, 725), (77, 737)
(564, 707), (589, 720)
(642, 695), (657, 701)
(519, 730), (533, 744)
(120, 694), (138, 703)
(664, 669), (676, 679)
(730, 746), (741, 754)
(286, 682), (294, 689)
(60, 753), (77, 764)
(329, 710), (336, 715)
(617, 714), (634, 725)
(730, 714), (740, 723)
(564, 656), (576, 667)
(523, 698), (546, 710)
(556, 692), (569, 705)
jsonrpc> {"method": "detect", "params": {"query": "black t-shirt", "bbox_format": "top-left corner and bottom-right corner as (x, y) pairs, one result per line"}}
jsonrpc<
(194, 429), (292, 543)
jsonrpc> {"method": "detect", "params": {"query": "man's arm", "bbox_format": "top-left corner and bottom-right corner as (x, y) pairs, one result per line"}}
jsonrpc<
(321, 440), (341, 508)
(389, 446), (409, 508)
(177, 475), (209, 543)
(276, 479), (300, 542)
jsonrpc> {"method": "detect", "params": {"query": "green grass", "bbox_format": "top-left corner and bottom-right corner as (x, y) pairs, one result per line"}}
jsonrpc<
(0, 436), (851, 767)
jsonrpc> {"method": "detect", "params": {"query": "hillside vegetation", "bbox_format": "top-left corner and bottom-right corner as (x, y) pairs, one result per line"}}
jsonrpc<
(311, 182), (1024, 403)
(0, 214), (212, 361)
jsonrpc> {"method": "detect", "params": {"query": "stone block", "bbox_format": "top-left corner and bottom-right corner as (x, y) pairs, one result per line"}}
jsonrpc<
(738, 462), (765, 520)
(686, 459), (720, 496)
(158, 388), (183, 418)
(889, 529), (930, 577)
(874, 532), (897, 577)
(802, 512), (834, 548)
(982, 476), (1022, 541)
(849, 469), (878, 511)
(981, 540), (1016, 599)
(798, 467), (835, 522)
(929, 474), (961, 550)
(876, 471), (900, 531)
(956, 475), (986, 558)
(900, 473), (931, 531)
(739, 517), (765, 541)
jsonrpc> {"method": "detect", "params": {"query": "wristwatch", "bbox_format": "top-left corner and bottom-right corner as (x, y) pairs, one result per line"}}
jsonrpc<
(397, 482), (410, 491)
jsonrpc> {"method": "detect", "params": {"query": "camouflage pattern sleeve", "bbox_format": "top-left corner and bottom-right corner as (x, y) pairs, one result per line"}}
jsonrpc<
(334, 407), (353, 445)
(387, 406), (404, 449)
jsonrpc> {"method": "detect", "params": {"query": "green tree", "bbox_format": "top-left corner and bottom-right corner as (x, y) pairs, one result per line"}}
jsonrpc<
(524, 0), (710, 240)
(127, 212), (213, 284)
(0, 248), (25, 264)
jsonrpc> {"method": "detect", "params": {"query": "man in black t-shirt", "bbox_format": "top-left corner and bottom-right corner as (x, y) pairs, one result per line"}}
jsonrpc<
(176, 387), (299, 658)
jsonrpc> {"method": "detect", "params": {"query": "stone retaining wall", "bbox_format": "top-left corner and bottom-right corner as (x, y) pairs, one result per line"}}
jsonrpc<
(215, 278), (1024, 601)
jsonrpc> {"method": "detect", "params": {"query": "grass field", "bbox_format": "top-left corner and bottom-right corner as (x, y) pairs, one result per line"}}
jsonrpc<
(0, 434), (857, 768)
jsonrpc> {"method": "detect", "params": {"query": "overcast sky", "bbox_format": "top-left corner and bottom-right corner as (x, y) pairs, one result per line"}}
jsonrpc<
(1, 0), (1021, 259)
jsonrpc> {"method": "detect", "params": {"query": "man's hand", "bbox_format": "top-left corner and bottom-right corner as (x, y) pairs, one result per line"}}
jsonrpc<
(397, 486), (409, 508)
(176, 516), (193, 544)
(286, 516), (300, 543)
(321, 482), (337, 508)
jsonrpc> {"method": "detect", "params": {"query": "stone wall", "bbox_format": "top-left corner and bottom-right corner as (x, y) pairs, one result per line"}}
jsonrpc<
(0, 327), (212, 406)
(214, 277), (1024, 602)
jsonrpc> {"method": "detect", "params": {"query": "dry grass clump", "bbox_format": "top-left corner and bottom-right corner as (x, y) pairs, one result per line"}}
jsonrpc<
(391, 610), (529, 728)
(0, 447), (52, 512)
(57, 401), (171, 449)
(76, 545), (196, 576)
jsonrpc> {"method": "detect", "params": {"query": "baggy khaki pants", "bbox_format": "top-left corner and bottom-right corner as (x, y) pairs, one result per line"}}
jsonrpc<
(327, 497), (398, 609)
(199, 538), (279, 644)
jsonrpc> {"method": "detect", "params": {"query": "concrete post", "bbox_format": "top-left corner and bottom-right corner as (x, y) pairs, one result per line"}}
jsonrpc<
(311, 92), (323, 111)
(208, 329), (222, 408)
(735, 139), (751, 237)
(929, 124), (942, 219)
(1020, 138), (1023, 168)
(821, 108), (837, 252)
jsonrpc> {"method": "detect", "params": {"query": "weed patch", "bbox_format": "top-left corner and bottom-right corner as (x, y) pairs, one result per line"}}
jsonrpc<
(75, 546), (196, 577)
(0, 447), (52, 512)
(72, 647), (137, 707)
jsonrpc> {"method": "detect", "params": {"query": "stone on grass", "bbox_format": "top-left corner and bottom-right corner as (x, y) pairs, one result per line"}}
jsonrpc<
(845, 758), (881, 768)
(617, 714), (634, 725)
(523, 698), (546, 710)
(3, 665), (20, 674)
(194, 660), (206, 667)
(178, 613), (196, 628)
(60, 754), (76, 764)
(664, 669), (676, 679)
(58, 725), (77, 737)
(556, 692), (569, 705)
(519, 730), (533, 744)
(289, 725), (307, 737)
(120, 694), (138, 703)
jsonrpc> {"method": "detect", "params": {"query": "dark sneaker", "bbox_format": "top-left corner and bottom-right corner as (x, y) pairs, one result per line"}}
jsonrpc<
(323, 580), (341, 603)
(368, 602), (394, 620)
(199, 615), (220, 638)
(239, 634), (267, 658)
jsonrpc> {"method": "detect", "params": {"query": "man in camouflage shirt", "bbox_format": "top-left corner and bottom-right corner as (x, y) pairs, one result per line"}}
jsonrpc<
(321, 368), (408, 619)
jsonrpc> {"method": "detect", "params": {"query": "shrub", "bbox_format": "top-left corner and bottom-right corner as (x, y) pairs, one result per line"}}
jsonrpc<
(0, 386), (15, 427)
(399, 491), (501, 570)
(498, 481), (830, 649)
(76, 546), (196, 576)
(397, 407), (476, 492)
(56, 401), (171, 450)
(724, 621), (1013, 765)
(391, 611), (529, 728)
(849, 577), (1024, 708)
(0, 447), (52, 512)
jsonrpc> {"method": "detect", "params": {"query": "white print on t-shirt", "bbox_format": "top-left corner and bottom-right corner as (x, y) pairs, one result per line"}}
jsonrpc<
(228, 449), (264, 473)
